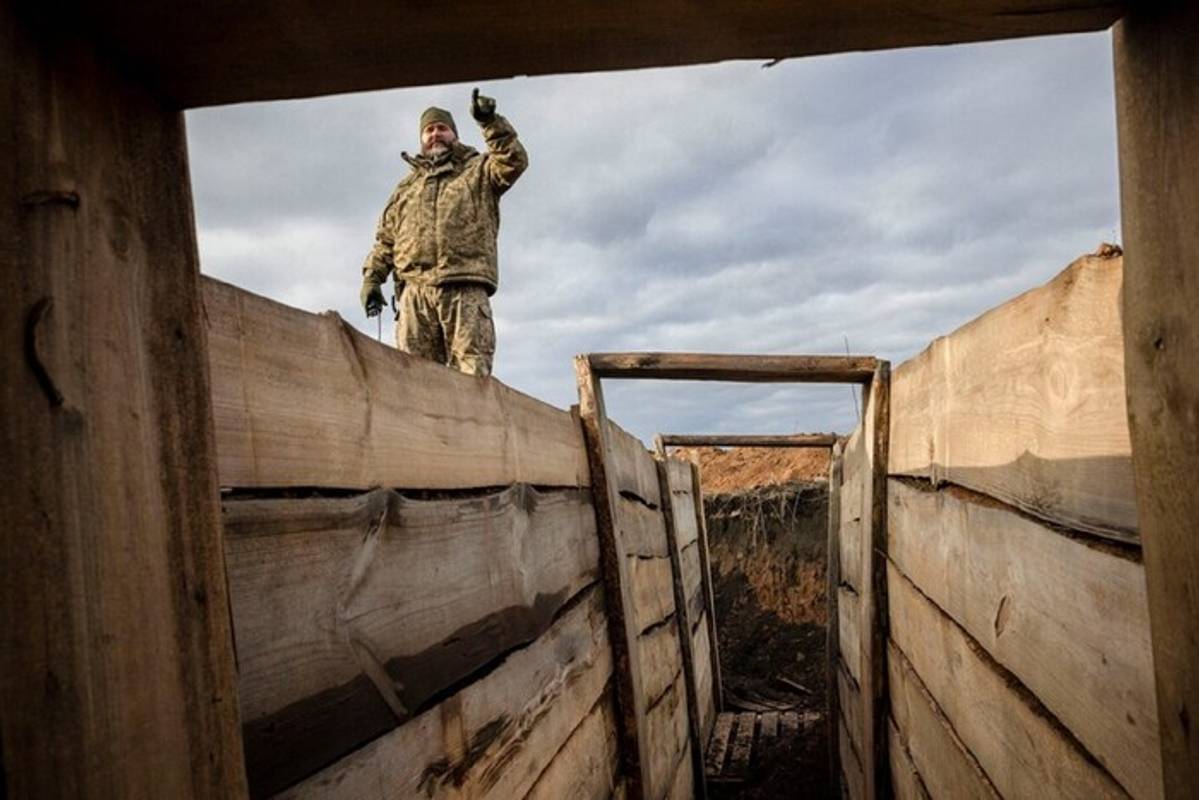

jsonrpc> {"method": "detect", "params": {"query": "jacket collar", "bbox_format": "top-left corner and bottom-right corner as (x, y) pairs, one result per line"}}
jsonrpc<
(402, 141), (479, 175)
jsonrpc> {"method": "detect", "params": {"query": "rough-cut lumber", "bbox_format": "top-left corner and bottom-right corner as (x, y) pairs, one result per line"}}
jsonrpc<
(691, 613), (716, 740)
(205, 276), (589, 491)
(705, 713), (735, 776)
(526, 690), (621, 800)
(659, 433), (838, 448)
(837, 661), (864, 761)
(838, 429), (866, 592)
(608, 418), (662, 507)
(64, 2), (1122, 108)
(619, 496), (671, 558)
(840, 715), (867, 800)
(666, 740), (696, 800)
(589, 352), (878, 383)
(888, 643), (1000, 800)
(638, 620), (684, 712)
(838, 586), (863, 684)
(826, 439), (845, 796)
(629, 556), (678, 635)
(888, 719), (931, 800)
(889, 252), (1135, 541)
(224, 485), (600, 796)
(281, 585), (612, 799)
(645, 673), (692, 800)
(888, 478), (1159, 799)
(888, 563), (1128, 800)
(690, 461), (724, 714)
(575, 356), (651, 798)
(1114, 8), (1199, 797)
(679, 541), (703, 613)
(865, 365), (893, 800)
(0, 10), (247, 797)
(727, 712), (757, 776)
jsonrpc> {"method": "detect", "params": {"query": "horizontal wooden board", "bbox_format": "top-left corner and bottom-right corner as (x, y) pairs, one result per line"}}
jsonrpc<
(224, 485), (599, 796)
(639, 617), (684, 709)
(645, 673), (691, 800)
(526, 689), (620, 800)
(705, 713), (735, 776)
(628, 555), (677, 635)
(607, 419), (661, 507)
(619, 495), (670, 558)
(888, 718), (931, 800)
(204, 277), (589, 490)
(888, 642), (1000, 800)
(888, 563), (1128, 800)
(279, 585), (611, 799)
(889, 253), (1136, 540)
(838, 586), (863, 684)
(888, 478), (1159, 798)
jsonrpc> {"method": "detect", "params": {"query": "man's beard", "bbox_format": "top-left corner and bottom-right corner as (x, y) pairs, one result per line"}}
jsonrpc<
(425, 142), (450, 157)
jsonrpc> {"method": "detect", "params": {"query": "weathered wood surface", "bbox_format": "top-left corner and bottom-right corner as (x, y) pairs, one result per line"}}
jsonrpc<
(888, 643), (1000, 800)
(589, 352), (878, 383)
(638, 618), (685, 713)
(889, 252), (1136, 541)
(692, 614), (716, 741)
(526, 690), (621, 800)
(0, 10), (247, 797)
(280, 585), (612, 799)
(619, 496), (671, 558)
(888, 478), (1159, 798)
(704, 714), (735, 776)
(838, 586), (863, 684)
(888, 563), (1129, 800)
(1114, 7), (1199, 797)
(838, 428), (866, 592)
(865, 364), (892, 800)
(205, 276), (589, 491)
(888, 719), (931, 800)
(840, 715), (867, 800)
(837, 661), (864, 761)
(666, 741), (696, 800)
(628, 556), (678, 635)
(608, 418), (662, 507)
(73, 2), (1120, 108)
(727, 713), (756, 777)
(690, 461), (724, 714)
(659, 433), (839, 448)
(645, 674), (692, 800)
(826, 439), (845, 796)
(224, 485), (599, 796)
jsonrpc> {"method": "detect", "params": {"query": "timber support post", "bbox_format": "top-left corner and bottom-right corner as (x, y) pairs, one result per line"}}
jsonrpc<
(1114, 5), (1199, 797)
(826, 438), (845, 797)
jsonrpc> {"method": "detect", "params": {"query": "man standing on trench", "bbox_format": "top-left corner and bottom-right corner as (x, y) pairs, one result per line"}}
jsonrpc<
(359, 88), (527, 376)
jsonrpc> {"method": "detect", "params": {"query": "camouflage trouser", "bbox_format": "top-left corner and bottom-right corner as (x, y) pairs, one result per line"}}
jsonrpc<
(395, 282), (495, 376)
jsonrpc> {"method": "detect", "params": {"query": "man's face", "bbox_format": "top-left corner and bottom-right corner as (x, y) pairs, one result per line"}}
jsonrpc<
(422, 122), (457, 155)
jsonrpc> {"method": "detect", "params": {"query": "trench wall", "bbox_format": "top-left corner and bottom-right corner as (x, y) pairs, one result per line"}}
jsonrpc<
(833, 250), (1162, 800)
(203, 276), (715, 799)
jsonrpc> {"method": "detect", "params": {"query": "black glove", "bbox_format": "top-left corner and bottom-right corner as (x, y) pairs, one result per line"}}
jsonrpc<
(471, 88), (496, 124)
(361, 280), (385, 317)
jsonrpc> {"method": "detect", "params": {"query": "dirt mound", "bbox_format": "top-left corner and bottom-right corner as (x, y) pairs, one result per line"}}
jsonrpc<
(673, 446), (830, 494)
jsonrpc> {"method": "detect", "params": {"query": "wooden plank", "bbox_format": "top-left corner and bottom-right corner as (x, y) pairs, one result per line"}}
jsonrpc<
(840, 714), (867, 800)
(679, 541), (703, 610)
(838, 586), (863, 684)
(888, 642), (1000, 800)
(0, 11), (247, 798)
(619, 495), (671, 558)
(839, 428), (866, 592)
(690, 461), (724, 713)
(645, 673), (691, 800)
(280, 585), (612, 799)
(782, 711), (800, 739)
(575, 357), (650, 799)
(888, 719), (931, 800)
(607, 418), (662, 507)
(888, 478), (1159, 798)
(628, 556), (677, 635)
(205, 276), (589, 491)
(837, 661), (864, 760)
(527, 690), (621, 800)
(223, 485), (600, 797)
(889, 251), (1136, 541)
(727, 712), (757, 777)
(826, 439), (845, 797)
(672, 496), (699, 552)
(705, 713), (735, 776)
(660, 433), (839, 448)
(864, 364), (892, 800)
(638, 620), (684, 712)
(692, 614), (717, 741)
(667, 740), (696, 800)
(657, 457), (708, 800)
(1114, 7), (1199, 798)
(888, 562), (1129, 800)
(590, 353), (878, 383)
(760, 711), (780, 740)
(76, 3), (1119, 108)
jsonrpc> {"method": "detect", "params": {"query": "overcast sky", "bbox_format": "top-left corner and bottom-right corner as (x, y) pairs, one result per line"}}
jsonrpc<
(186, 31), (1119, 444)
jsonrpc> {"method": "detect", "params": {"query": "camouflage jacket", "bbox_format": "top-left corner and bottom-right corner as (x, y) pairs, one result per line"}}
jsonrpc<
(362, 114), (528, 295)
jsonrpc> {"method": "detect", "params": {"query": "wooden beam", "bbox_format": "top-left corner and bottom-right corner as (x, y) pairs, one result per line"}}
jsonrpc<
(826, 439), (845, 797)
(574, 357), (650, 800)
(587, 353), (878, 383)
(0, 9), (247, 797)
(58, 1), (1122, 108)
(1114, 6), (1199, 798)
(659, 433), (839, 448)
(864, 363), (892, 800)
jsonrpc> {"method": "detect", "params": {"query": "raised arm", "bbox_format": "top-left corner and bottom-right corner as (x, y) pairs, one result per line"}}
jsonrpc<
(472, 88), (528, 193)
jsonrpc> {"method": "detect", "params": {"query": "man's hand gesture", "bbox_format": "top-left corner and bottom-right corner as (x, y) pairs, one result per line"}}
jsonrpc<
(471, 88), (496, 124)
(361, 281), (385, 317)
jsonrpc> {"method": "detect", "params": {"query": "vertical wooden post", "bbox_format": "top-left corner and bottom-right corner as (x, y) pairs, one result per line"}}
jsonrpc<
(574, 357), (649, 800)
(826, 438), (845, 796)
(1114, 7), (1199, 798)
(0, 10), (248, 798)
(657, 459), (708, 800)
(689, 461), (724, 712)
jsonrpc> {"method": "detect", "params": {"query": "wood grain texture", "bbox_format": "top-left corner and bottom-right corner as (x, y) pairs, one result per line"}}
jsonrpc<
(1114, 7), (1199, 797)
(645, 673), (692, 800)
(888, 643), (1000, 800)
(619, 495), (671, 558)
(690, 461), (724, 714)
(840, 714), (866, 800)
(888, 719), (931, 800)
(865, 364), (892, 800)
(607, 419), (662, 507)
(838, 586), (863, 684)
(71, 2), (1120, 108)
(888, 563), (1129, 800)
(205, 276), (589, 491)
(659, 433), (838, 448)
(628, 556), (678, 635)
(0, 11), (247, 797)
(224, 485), (600, 796)
(889, 252), (1136, 541)
(704, 713), (735, 776)
(589, 352), (878, 383)
(826, 439), (845, 797)
(837, 661), (864, 762)
(888, 478), (1159, 798)
(691, 613), (717, 742)
(526, 689), (621, 800)
(279, 586), (612, 799)
(638, 619), (684, 713)
(839, 428), (866, 592)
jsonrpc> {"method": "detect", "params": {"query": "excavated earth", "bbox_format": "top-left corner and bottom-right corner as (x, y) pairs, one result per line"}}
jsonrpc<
(673, 447), (832, 798)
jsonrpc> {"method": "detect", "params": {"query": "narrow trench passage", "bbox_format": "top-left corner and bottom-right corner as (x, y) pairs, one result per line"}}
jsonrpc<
(685, 447), (832, 799)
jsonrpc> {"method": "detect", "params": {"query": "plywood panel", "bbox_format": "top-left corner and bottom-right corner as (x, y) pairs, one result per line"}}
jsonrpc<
(205, 277), (589, 491)
(888, 563), (1127, 800)
(889, 252), (1135, 541)
(888, 478), (1158, 798)
(224, 485), (600, 796)
(279, 586), (611, 799)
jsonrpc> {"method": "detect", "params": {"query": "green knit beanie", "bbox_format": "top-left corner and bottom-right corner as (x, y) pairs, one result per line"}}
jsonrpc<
(419, 107), (458, 136)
